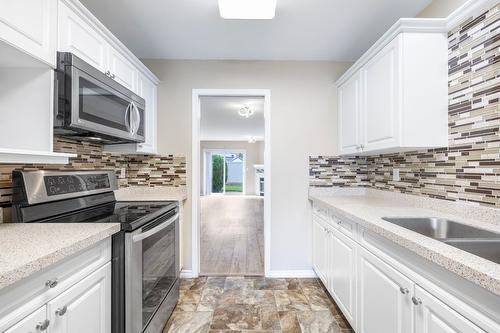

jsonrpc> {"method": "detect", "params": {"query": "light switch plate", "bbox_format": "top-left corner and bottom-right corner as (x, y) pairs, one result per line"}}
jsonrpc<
(393, 168), (400, 182)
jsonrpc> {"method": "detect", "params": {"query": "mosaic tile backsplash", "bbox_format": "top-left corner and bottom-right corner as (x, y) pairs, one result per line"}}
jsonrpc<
(0, 138), (186, 210)
(310, 4), (500, 208)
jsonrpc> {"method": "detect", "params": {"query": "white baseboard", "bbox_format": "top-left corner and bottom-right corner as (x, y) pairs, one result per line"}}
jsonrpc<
(266, 270), (317, 278)
(180, 269), (195, 278)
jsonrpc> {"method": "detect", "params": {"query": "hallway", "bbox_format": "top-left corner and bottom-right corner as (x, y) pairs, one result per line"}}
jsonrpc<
(200, 196), (264, 276)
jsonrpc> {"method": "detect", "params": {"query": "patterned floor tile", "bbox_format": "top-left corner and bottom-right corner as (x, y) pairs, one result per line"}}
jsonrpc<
(163, 277), (353, 333)
(163, 311), (212, 333)
(296, 311), (342, 333)
(274, 290), (311, 312)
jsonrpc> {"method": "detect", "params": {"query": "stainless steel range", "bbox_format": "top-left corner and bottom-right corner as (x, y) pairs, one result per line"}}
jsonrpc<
(11, 170), (180, 333)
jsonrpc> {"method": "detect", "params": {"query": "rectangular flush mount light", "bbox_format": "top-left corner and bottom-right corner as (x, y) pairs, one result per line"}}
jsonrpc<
(218, 0), (277, 19)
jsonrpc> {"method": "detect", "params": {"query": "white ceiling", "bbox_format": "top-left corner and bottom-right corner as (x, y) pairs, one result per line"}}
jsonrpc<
(80, 0), (431, 61)
(200, 96), (265, 141)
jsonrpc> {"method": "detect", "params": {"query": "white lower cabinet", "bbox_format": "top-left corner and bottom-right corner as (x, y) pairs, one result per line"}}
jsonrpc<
(414, 286), (485, 333)
(312, 216), (328, 284)
(311, 204), (497, 333)
(48, 263), (111, 333)
(4, 306), (47, 333)
(0, 239), (112, 333)
(357, 246), (413, 333)
(329, 228), (356, 327)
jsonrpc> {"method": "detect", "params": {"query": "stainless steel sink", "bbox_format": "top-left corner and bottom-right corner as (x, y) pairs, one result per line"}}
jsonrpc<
(443, 239), (500, 264)
(381, 217), (500, 265)
(381, 217), (500, 240)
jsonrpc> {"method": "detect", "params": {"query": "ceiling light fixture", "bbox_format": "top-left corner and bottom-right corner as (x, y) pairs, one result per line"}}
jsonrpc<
(238, 105), (255, 118)
(218, 0), (277, 20)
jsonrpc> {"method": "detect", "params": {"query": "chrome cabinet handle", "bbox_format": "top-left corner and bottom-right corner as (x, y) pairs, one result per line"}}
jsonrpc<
(412, 296), (422, 305)
(56, 305), (67, 316)
(45, 279), (58, 288)
(400, 287), (409, 294)
(360, 144), (365, 149)
(105, 70), (111, 77)
(111, 73), (116, 79)
(36, 319), (50, 331)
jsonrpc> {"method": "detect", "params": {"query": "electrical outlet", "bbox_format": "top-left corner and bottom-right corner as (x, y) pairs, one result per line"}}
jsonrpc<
(393, 168), (400, 182)
(120, 168), (126, 179)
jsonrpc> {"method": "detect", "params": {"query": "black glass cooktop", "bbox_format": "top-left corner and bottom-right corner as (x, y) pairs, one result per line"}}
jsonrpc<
(41, 201), (177, 231)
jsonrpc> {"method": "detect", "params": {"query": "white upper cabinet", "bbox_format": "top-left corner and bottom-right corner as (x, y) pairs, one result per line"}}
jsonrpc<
(336, 19), (448, 156)
(338, 72), (360, 155)
(108, 47), (138, 93)
(0, 0), (57, 67)
(57, 0), (159, 155)
(58, 1), (108, 72)
(361, 36), (400, 152)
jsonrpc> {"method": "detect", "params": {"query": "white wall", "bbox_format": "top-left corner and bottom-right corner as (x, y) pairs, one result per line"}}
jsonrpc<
(416, 0), (468, 18)
(200, 141), (264, 196)
(144, 59), (351, 273)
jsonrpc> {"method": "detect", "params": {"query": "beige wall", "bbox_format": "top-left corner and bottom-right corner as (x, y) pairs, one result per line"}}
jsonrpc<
(200, 140), (264, 196)
(416, 0), (468, 18)
(143, 59), (351, 272)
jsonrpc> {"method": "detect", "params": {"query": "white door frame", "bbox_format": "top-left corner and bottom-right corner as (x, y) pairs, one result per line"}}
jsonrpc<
(192, 89), (271, 277)
(202, 148), (247, 195)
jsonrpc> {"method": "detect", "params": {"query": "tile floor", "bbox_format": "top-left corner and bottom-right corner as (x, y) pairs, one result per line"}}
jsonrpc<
(163, 276), (354, 333)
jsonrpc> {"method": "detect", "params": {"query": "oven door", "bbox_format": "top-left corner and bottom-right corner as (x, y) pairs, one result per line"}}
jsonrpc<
(125, 210), (179, 333)
(69, 65), (145, 142)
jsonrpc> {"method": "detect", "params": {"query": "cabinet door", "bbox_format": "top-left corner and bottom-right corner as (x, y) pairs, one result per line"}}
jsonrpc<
(414, 285), (485, 333)
(361, 35), (401, 152)
(0, 0), (57, 66)
(4, 306), (48, 333)
(338, 73), (360, 155)
(330, 228), (356, 328)
(357, 246), (413, 333)
(108, 47), (138, 93)
(58, 1), (108, 73)
(136, 74), (157, 154)
(48, 263), (111, 333)
(312, 216), (328, 284)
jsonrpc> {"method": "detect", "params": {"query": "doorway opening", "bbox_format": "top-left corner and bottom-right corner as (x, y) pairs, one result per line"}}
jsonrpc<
(192, 89), (270, 277)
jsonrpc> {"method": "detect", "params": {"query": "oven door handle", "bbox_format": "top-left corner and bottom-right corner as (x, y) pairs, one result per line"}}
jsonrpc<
(132, 213), (179, 243)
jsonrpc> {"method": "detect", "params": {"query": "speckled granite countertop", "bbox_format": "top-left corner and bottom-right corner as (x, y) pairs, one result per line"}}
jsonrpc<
(0, 223), (120, 290)
(114, 186), (187, 202)
(309, 188), (500, 296)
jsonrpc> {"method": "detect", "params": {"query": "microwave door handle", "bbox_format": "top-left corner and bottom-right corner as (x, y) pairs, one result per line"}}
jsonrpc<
(129, 102), (135, 134)
(133, 103), (141, 134)
(125, 103), (132, 133)
(132, 213), (179, 243)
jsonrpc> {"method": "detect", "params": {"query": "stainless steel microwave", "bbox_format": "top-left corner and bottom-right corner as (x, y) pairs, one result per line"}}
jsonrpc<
(54, 52), (145, 144)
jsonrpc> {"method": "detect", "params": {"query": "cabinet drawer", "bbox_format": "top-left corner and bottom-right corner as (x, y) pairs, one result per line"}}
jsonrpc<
(312, 203), (330, 221)
(330, 214), (356, 239)
(0, 239), (111, 327)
